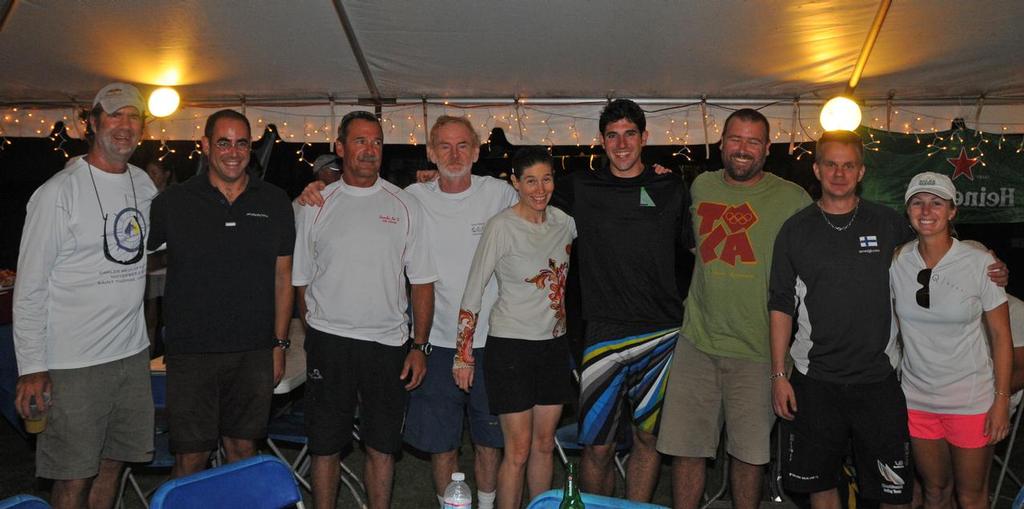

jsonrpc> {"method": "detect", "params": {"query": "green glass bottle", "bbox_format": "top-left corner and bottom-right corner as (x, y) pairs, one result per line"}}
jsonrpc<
(559, 462), (586, 509)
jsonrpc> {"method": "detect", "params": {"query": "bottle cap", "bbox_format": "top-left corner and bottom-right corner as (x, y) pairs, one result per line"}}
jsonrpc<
(452, 472), (465, 482)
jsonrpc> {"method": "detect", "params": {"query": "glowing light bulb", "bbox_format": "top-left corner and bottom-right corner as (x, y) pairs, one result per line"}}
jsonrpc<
(819, 96), (862, 132)
(148, 87), (180, 118)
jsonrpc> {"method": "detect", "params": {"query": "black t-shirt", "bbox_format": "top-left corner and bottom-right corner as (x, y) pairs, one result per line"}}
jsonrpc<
(553, 165), (694, 335)
(768, 199), (914, 384)
(148, 173), (296, 354)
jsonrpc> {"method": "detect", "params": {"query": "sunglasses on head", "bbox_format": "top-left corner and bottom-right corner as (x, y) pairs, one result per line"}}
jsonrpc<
(916, 268), (931, 308)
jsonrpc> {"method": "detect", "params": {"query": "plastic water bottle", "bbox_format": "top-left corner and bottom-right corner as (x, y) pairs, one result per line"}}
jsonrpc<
(443, 472), (472, 509)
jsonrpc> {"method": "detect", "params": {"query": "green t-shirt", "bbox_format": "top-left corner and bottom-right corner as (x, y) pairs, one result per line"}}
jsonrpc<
(681, 170), (811, 361)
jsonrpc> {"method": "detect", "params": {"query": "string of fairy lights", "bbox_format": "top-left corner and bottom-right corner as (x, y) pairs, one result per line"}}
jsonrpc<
(2, 99), (1023, 168)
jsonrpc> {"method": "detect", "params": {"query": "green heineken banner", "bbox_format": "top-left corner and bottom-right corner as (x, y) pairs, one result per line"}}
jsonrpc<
(860, 126), (1024, 223)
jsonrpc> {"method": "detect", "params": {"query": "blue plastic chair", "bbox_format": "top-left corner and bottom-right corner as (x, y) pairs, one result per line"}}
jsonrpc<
(149, 455), (303, 509)
(1012, 483), (1024, 509)
(526, 489), (668, 508)
(0, 494), (51, 509)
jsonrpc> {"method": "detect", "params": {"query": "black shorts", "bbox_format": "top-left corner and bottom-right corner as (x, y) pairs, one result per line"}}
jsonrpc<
(781, 370), (913, 504)
(166, 349), (274, 453)
(484, 335), (573, 415)
(304, 328), (409, 455)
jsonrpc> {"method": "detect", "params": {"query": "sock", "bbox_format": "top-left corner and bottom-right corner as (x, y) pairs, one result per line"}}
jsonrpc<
(437, 494), (445, 508)
(477, 490), (496, 509)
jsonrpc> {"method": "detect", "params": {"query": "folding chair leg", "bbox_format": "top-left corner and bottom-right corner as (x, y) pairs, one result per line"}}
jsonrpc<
(555, 440), (570, 468)
(614, 453), (628, 481)
(265, 439), (312, 492)
(116, 466), (150, 509)
(339, 460), (368, 509)
(992, 405), (1024, 509)
(340, 460), (367, 497)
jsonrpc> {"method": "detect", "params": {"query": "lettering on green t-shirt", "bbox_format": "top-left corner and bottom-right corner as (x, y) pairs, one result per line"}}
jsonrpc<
(682, 170), (812, 361)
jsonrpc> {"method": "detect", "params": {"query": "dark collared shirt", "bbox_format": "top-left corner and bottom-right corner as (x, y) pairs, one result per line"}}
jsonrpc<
(148, 173), (295, 353)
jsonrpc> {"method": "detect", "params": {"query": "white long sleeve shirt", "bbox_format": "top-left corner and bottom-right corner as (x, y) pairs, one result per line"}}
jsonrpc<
(14, 156), (156, 375)
(459, 206), (576, 343)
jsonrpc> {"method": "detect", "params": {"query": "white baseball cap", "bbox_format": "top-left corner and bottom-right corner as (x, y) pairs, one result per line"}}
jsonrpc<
(905, 171), (956, 202)
(92, 83), (146, 115)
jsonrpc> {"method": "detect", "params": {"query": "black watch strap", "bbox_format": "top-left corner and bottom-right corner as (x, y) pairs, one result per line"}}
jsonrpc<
(410, 341), (432, 356)
(274, 338), (291, 351)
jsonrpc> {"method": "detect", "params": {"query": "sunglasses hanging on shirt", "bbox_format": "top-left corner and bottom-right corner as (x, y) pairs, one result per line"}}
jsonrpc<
(915, 268), (932, 309)
(87, 161), (144, 265)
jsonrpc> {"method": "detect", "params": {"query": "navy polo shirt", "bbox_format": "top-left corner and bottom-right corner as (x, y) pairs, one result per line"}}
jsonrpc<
(148, 173), (296, 354)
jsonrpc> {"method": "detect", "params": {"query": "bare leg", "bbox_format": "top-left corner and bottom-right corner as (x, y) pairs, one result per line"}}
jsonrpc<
(912, 438), (954, 509)
(51, 478), (90, 509)
(497, 409), (534, 509)
(809, 489), (842, 509)
(222, 437), (257, 463)
(432, 449), (460, 497)
(474, 444), (502, 493)
(949, 443), (994, 509)
(172, 452), (211, 478)
(526, 404), (562, 500)
(729, 457), (763, 509)
(671, 456), (706, 509)
(311, 453), (341, 509)
(625, 429), (661, 501)
(364, 446), (395, 509)
(581, 444), (617, 496)
(88, 458), (124, 509)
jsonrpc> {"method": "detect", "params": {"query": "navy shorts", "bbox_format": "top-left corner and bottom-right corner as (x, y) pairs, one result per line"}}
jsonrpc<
(303, 328), (409, 455)
(405, 346), (503, 453)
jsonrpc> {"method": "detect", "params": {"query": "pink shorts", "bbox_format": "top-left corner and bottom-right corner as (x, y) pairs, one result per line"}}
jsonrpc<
(907, 409), (989, 448)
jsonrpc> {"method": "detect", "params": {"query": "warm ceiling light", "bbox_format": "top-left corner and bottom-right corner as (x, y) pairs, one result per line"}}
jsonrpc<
(148, 87), (180, 118)
(819, 96), (862, 132)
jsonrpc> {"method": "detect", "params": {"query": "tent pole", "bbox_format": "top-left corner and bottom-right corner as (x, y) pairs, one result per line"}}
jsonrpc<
(848, 0), (892, 91)
(331, 0), (381, 104)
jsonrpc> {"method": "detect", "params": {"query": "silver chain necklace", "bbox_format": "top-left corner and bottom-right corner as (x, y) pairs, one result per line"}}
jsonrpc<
(818, 200), (859, 232)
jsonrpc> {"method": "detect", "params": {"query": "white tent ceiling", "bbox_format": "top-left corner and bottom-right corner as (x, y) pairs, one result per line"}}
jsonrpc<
(1, 0), (1022, 145)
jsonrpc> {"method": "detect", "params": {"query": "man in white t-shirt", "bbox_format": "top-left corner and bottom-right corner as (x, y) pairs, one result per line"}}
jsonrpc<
(292, 111), (438, 509)
(14, 83), (157, 509)
(404, 116), (517, 509)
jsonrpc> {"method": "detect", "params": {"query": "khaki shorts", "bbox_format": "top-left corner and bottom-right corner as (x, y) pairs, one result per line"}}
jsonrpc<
(38, 349), (154, 479)
(656, 337), (774, 465)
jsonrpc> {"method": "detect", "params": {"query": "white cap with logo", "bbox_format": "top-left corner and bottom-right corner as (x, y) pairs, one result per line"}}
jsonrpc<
(92, 83), (146, 115)
(905, 171), (956, 202)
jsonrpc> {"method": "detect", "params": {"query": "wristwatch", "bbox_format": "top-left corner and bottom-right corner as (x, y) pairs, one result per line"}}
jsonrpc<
(273, 338), (291, 351)
(410, 341), (433, 356)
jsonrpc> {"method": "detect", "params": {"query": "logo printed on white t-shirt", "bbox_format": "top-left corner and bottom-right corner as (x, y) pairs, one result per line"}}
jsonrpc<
(471, 222), (485, 235)
(379, 215), (400, 225)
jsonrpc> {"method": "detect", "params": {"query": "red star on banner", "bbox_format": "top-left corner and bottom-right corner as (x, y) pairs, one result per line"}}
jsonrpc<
(947, 147), (979, 181)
